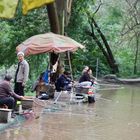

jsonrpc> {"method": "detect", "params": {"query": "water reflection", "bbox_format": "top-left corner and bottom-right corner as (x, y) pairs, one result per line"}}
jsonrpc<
(0, 85), (140, 140)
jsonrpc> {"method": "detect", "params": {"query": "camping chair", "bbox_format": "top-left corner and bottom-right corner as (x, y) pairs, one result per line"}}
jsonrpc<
(34, 70), (55, 99)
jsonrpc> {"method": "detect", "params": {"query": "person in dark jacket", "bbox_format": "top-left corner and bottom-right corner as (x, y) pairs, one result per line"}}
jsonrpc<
(0, 75), (25, 110)
(79, 67), (94, 86)
(79, 70), (91, 83)
(55, 71), (71, 92)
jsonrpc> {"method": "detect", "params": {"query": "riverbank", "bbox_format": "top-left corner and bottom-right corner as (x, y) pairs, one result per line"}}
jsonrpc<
(101, 74), (140, 84)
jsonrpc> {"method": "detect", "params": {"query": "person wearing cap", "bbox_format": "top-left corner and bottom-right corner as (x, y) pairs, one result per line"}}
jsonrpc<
(0, 75), (25, 110)
(14, 51), (29, 96)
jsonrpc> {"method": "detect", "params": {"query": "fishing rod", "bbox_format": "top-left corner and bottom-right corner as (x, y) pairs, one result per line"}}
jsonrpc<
(97, 86), (124, 91)
(96, 83), (121, 87)
(54, 91), (64, 104)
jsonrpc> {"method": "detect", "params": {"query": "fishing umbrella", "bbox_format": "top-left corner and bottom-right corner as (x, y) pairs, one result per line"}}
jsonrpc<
(16, 32), (85, 56)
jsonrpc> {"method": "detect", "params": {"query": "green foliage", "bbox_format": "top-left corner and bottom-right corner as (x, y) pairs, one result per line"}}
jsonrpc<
(0, 6), (50, 66)
(108, 7), (123, 24)
(27, 53), (49, 81)
(66, 0), (140, 77)
(0, 0), (139, 93)
(66, 0), (111, 77)
(0, 5), (53, 94)
(115, 47), (134, 77)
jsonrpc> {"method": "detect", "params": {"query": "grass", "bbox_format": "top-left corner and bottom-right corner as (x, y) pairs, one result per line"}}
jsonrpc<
(25, 91), (36, 97)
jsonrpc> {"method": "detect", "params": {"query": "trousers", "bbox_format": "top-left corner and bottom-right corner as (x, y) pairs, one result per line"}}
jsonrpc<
(14, 82), (24, 96)
(0, 97), (15, 109)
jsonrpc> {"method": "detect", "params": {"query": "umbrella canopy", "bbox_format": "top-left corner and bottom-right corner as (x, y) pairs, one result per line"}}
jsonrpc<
(16, 32), (85, 56)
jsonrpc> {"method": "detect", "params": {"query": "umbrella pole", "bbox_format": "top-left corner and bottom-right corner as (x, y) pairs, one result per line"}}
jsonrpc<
(50, 53), (60, 83)
(54, 91), (63, 104)
(67, 51), (73, 81)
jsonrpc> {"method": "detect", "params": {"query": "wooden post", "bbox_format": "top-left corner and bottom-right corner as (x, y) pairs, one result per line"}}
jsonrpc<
(47, 2), (60, 83)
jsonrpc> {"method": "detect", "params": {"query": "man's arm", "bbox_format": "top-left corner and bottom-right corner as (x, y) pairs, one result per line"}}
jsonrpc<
(11, 92), (25, 100)
(6, 83), (24, 100)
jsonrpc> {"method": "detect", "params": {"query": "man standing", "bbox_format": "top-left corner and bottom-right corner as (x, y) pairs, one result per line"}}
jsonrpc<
(0, 75), (25, 110)
(14, 51), (29, 96)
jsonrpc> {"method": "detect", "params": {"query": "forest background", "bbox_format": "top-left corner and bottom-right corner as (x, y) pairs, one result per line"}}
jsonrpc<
(0, 0), (139, 92)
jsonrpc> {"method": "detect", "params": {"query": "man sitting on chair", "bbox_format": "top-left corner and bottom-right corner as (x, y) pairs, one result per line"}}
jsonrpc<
(32, 71), (55, 98)
(0, 75), (25, 110)
(55, 71), (72, 92)
(79, 67), (95, 87)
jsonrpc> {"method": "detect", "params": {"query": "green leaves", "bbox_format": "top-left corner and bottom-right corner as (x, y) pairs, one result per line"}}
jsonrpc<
(0, 6), (50, 65)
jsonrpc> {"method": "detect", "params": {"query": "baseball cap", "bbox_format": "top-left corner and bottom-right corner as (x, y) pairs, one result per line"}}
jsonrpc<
(17, 51), (24, 56)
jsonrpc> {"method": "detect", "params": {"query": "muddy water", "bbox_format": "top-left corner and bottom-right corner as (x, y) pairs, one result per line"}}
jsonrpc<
(0, 85), (140, 140)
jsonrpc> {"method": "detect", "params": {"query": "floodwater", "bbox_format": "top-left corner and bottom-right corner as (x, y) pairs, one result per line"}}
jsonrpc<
(0, 84), (140, 140)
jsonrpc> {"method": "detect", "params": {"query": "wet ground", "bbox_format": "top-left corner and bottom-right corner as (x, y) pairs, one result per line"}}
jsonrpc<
(0, 84), (140, 140)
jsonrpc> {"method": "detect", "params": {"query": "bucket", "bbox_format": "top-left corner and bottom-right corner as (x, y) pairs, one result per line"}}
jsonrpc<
(88, 96), (95, 103)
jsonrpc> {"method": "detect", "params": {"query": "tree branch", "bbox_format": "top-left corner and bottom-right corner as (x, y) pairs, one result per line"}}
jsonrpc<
(93, 0), (103, 15)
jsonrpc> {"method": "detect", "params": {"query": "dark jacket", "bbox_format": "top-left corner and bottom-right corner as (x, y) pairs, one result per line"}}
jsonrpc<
(79, 72), (91, 83)
(55, 74), (71, 92)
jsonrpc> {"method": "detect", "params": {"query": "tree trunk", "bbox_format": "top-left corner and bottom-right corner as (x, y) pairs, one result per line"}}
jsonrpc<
(92, 18), (119, 73)
(134, 33), (139, 74)
(47, 1), (73, 82)
(86, 30), (114, 73)
(56, 0), (73, 32)
(47, 2), (60, 34)
(47, 2), (60, 83)
(55, 0), (65, 35)
(87, 18), (119, 74)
